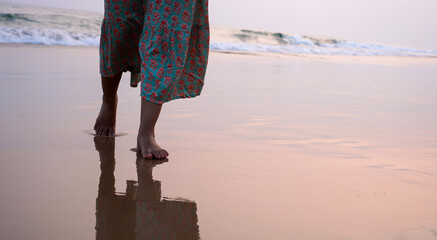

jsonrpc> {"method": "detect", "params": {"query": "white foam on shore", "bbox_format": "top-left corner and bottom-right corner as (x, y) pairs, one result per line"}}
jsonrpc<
(209, 41), (437, 57)
(209, 26), (437, 57)
(0, 27), (100, 46)
(1, 2), (437, 57)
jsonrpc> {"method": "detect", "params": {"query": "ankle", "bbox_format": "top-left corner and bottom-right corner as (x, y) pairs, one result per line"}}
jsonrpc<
(138, 126), (155, 137)
(102, 94), (117, 104)
(138, 129), (154, 137)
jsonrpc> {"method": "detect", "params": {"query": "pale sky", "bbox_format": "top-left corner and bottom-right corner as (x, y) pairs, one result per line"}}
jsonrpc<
(4, 0), (437, 49)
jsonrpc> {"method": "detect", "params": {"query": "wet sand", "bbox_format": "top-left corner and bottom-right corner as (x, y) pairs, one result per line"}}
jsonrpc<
(1, 44), (437, 240)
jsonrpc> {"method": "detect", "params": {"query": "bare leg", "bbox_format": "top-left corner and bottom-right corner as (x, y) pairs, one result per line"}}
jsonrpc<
(137, 98), (169, 159)
(94, 72), (122, 136)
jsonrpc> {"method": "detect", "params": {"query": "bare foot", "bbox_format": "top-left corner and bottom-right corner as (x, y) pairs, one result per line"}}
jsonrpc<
(94, 95), (117, 136)
(136, 98), (168, 159)
(137, 132), (169, 159)
(94, 74), (122, 136)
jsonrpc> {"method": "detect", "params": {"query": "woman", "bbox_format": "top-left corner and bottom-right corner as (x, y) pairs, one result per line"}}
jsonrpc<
(95, 0), (209, 159)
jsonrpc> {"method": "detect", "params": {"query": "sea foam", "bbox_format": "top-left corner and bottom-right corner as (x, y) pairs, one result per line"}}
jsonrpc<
(0, 27), (100, 46)
(1, 2), (437, 57)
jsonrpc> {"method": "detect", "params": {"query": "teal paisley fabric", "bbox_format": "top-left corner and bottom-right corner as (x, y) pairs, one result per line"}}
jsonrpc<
(100, 0), (209, 103)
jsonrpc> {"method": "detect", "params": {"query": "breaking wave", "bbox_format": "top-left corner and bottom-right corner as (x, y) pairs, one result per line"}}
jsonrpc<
(1, 2), (437, 57)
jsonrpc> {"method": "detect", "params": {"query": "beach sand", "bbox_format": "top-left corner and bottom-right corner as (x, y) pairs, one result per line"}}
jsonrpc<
(1, 44), (437, 240)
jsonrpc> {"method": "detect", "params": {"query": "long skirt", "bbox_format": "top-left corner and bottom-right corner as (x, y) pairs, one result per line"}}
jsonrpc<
(100, 0), (209, 104)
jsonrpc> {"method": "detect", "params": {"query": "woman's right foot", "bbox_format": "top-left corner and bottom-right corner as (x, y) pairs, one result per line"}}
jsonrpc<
(94, 95), (117, 136)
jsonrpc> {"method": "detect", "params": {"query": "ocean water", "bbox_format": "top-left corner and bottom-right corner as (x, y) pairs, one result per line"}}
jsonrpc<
(1, 2), (437, 57)
(1, 44), (437, 240)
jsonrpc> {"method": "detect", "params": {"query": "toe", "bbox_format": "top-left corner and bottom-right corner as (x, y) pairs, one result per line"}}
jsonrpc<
(101, 128), (108, 136)
(152, 150), (162, 159)
(162, 149), (169, 157)
(142, 151), (153, 159)
(109, 127), (115, 136)
(151, 150), (158, 159)
(159, 150), (168, 158)
(103, 127), (112, 136)
(160, 150), (167, 159)
(95, 126), (102, 135)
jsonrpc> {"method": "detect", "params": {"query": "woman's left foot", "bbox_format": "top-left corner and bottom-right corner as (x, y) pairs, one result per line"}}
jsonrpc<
(137, 132), (169, 159)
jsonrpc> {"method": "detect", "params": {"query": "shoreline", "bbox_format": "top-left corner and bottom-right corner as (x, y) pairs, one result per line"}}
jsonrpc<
(2, 43), (437, 65)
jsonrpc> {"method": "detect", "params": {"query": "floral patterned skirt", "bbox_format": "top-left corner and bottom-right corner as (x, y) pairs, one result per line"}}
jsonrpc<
(100, 0), (209, 104)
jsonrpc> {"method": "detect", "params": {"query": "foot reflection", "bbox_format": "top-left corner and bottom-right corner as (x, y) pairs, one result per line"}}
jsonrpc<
(95, 136), (136, 240)
(94, 136), (200, 240)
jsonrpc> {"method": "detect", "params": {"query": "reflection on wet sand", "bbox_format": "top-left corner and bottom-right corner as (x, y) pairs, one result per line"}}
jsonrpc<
(94, 137), (200, 240)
